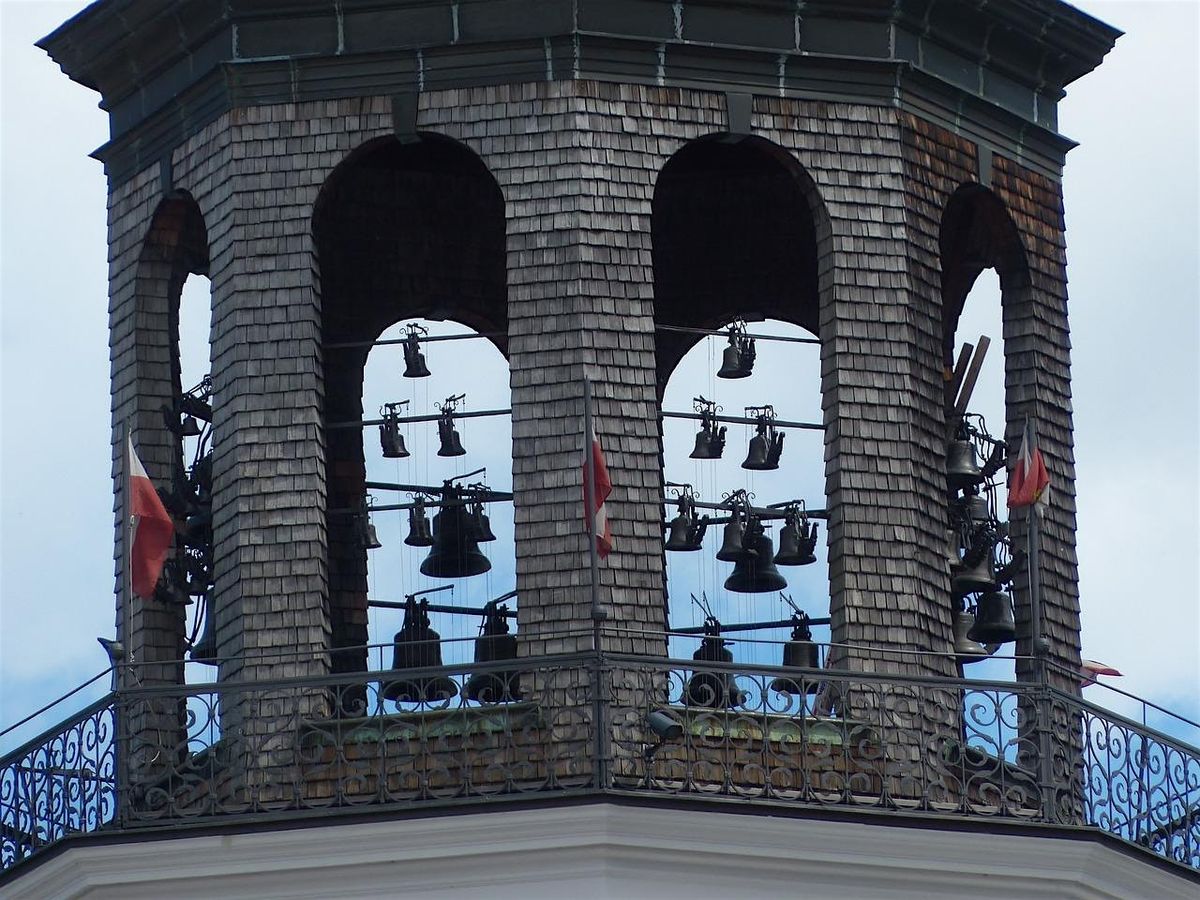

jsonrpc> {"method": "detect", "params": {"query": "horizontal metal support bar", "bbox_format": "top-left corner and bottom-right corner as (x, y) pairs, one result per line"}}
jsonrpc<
(328, 408), (512, 430)
(670, 616), (832, 635)
(662, 410), (823, 430)
(368, 590), (517, 618)
(656, 322), (820, 345)
(664, 497), (829, 521)
(365, 480), (510, 499)
(325, 331), (504, 351)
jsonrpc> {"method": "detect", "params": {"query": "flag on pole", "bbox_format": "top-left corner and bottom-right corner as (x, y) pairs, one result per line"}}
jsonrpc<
(1080, 659), (1123, 687)
(1008, 419), (1051, 510)
(582, 423), (614, 560)
(127, 435), (175, 598)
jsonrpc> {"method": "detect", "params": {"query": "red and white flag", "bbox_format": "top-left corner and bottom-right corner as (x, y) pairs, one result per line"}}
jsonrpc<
(1008, 419), (1051, 510)
(127, 435), (175, 598)
(582, 423), (614, 560)
(1080, 659), (1123, 687)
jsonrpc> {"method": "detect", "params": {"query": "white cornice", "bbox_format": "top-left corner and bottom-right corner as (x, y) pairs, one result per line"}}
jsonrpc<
(7, 803), (1195, 899)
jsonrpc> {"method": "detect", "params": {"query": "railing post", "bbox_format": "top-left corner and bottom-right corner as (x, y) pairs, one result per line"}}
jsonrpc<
(1036, 680), (1057, 823)
(591, 648), (610, 792)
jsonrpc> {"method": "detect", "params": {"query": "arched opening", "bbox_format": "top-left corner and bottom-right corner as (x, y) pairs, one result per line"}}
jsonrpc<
(653, 135), (831, 688)
(313, 134), (508, 683)
(940, 183), (1032, 682)
(130, 191), (209, 684)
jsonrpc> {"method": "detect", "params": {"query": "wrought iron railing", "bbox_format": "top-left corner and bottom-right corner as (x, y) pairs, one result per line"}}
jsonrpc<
(2, 652), (1197, 878)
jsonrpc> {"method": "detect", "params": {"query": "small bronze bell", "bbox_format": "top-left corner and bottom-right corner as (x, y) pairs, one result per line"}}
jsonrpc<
(437, 415), (466, 457)
(954, 610), (989, 664)
(715, 514), (747, 562)
(743, 420), (783, 471)
(769, 614), (821, 695)
(379, 419), (409, 459)
(968, 591), (1017, 644)
(775, 515), (818, 566)
(953, 489), (990, 525)
(690, 423), (726, 459)
(402, 326), (431, 378)
(683, 620), (746, 708)
(405, 498), (434, 547)
(382, 598), (458, 703)
(468, 502), (497, 542)
(716, 326), (755, 379)
(946, 438), (984, 489)
(951, 541), (998, 595)
(180, 415), (202, 437)
(464, 602), (522, 703)
(189, 598), (217, 665)
(724, 522), (788, 593)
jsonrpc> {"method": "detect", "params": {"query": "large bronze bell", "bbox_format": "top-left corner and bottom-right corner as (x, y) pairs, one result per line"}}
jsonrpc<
(769, 615), (821, 695)
(683, 624), (746, 708)
(968, 591), (1017, 644)
(437, 415), (466, 457)
(464, 602), (522, 703)
(724, 523), (788, 593)
(775, 517), (818, 566)
(954, 610), (989, 664)
(405, 498), (434, 547)
(402, 328), (431, 378)
(946, 438), (984, 489)
(383, 598), (458, 703)
(420, 490), (491, 578)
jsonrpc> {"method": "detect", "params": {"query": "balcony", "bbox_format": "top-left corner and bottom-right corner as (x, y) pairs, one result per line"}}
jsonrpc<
(2, 648), (1197, 880)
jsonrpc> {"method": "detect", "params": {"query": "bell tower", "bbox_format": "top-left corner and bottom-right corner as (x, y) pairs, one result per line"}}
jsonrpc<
(16, 2), (1196, 897)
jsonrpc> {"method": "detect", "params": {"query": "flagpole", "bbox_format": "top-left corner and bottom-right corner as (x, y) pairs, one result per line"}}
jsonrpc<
(583, 378), (604, 631)
(1025, 416), (1047, 682)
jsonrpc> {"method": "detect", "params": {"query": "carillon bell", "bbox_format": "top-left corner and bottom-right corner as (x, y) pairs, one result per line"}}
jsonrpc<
(383, 598), (458, 703)
(357, 501), (382, 550)
(666, 514), (708, 552)
(724, 522), (788, 593)
(683, 621), (746, 708)
(437, 415), (466, 457)
(379, 414), (410, 459)
(464, 602), (522, 703)
(180, 415), (202, 437)
(189, 600), (217, 665)
(420, 488), (491, 578)
(953, 489), (990, 524)
(968, 591), (1017, 644)
(953, 610), (989, 664)
(716, 325), (756, 379)
(402, 325), (431, 378)
(715, 513), (747, 562)
(405, 498), (435, 547)
(468, 501), (497, 542)
(946, 438), (984, 489)
(363, 521), (383, 550)
(769, 615), (821, 695)
(951, 540), (998, 595)
(690, 423), (727, 459)
(775, 515), (818, 566)
(742, 420), (784, 471)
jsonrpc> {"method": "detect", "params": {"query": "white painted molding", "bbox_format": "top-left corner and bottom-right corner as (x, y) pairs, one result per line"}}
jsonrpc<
(6, 804), (1195, 900)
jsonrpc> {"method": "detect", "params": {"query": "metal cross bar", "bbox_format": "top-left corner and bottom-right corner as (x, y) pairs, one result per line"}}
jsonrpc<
(670, 616), (832, 635)
(368, 590), (517, 618)
(328, 407), (512, 430)
(365, 480), (512, 500)
(663, 497), (829, 521)
(656, 322), (820, 345)
(325, 331), (505, 351)
(662, 409), (823, 431)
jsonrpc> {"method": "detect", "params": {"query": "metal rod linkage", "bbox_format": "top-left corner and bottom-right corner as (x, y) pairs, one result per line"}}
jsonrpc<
(662, 409), (823, 431)
(325, 331), (505, 351)
(656, 322), (820, 345)
(670, 616), (832, 635)
(328, 407), (511, 430)
(662, 496), (829, 521)
(368, 589), (517, 618)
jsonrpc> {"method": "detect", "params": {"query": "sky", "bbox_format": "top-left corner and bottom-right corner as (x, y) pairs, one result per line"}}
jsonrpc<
(1, 1), (1197, 749)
